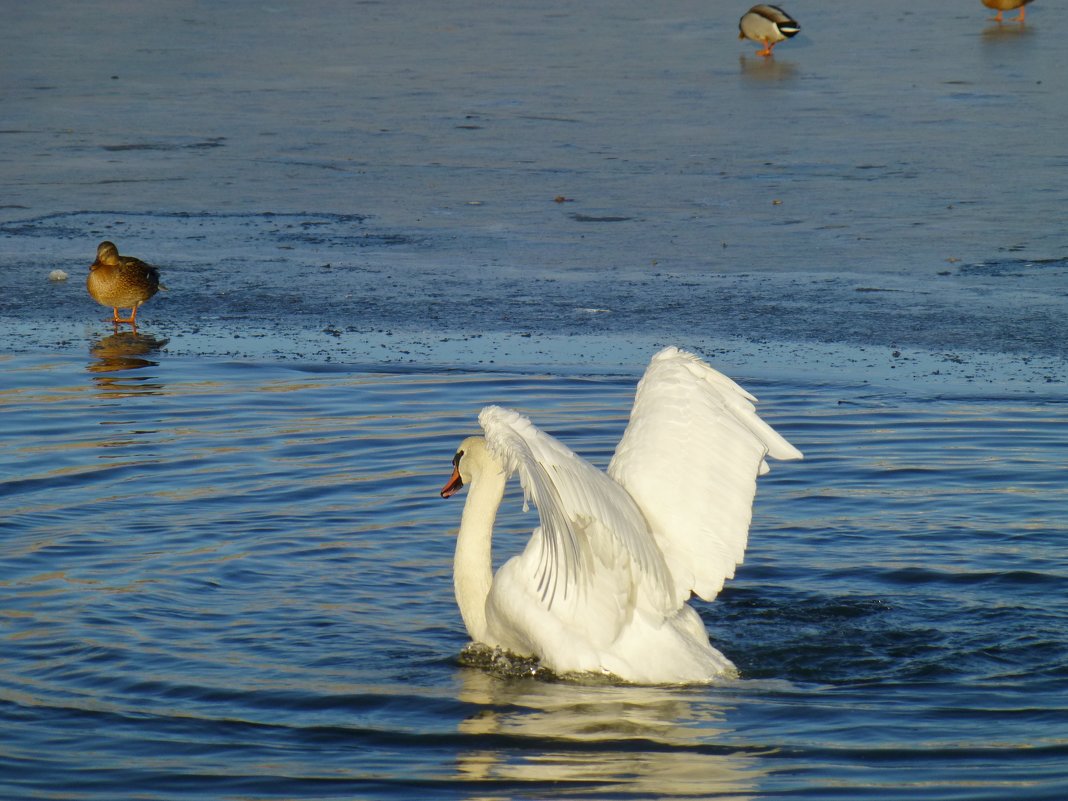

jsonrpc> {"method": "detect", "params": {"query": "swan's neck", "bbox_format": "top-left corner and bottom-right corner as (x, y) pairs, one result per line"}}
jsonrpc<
(453, 467), (506, 644)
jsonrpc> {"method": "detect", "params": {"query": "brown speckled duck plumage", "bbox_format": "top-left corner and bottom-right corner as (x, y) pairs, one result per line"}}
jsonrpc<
(87, 241), (165, 325)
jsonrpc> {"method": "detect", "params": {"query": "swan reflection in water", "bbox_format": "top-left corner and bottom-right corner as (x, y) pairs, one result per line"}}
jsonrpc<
(453, 662), (763, 799)
(88, 331), (169, 397)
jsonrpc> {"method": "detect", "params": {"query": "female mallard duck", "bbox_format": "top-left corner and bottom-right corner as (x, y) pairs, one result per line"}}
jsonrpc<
(738, 5), (800, 57)
(87, 241), (165, 325)
(982, 0), (1035, 23)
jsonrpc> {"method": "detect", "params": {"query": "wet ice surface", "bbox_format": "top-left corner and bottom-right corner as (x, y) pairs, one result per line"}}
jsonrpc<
(7, 208), (1066, 393)
(1, 0), (1065, 392)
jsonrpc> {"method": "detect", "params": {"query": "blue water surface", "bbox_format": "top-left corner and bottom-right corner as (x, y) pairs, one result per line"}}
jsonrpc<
(2, 347), (1065, 800)
(4, 0), (1068, 796)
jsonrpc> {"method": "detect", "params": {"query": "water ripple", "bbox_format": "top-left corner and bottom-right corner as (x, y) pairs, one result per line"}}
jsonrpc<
(1, 353), (1065, 799)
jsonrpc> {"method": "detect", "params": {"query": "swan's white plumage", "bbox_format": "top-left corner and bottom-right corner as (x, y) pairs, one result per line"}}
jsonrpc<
(480, 405), (675, 618)
(608, 347), (803, 605)
(446, 347), (802, 684)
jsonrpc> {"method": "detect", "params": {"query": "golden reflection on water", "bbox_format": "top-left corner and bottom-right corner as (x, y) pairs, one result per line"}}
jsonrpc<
(454, 668), (762, 799)
(88, 331), (169, 397)
(84, 331), (171, 455)
(89, 330), (169, 370)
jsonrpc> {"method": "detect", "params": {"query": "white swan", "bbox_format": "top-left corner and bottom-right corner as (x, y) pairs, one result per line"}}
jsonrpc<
(440, 347), (803, 684)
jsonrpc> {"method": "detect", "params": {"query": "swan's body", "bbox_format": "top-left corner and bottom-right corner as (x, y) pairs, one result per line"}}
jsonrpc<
(982, 0), (1034, 23)
(738, 5), (800, 58)
(441, 347), (802, 684)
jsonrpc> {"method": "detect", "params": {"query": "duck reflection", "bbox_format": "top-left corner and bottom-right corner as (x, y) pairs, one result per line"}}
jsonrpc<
(453, 668), (762, 799)
(88, 330), (169, 397)
(981, 20), (1034, 42)
(739, 54), (798, 82)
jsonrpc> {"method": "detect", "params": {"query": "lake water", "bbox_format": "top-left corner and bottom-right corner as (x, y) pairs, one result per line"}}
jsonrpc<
(2, 0), (1067, 798)
(2, 350), (1065, 799)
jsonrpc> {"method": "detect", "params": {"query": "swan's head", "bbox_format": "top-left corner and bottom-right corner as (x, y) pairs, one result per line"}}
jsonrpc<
(440, 436), (495, 498)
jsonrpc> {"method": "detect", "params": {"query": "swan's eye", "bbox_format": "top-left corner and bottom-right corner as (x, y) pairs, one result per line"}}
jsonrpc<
(452, 450), (464, 468)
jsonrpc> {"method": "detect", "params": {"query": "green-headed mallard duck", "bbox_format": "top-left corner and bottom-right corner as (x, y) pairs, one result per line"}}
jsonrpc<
(87, 241), (165, 325)
(982, 0), (1035, 22)
(738, 5), (800, 57)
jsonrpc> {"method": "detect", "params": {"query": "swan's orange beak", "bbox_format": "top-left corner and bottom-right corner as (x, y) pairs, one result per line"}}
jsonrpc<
(441, 467), (464, 498)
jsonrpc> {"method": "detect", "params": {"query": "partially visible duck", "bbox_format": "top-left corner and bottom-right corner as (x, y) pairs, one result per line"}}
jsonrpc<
(87, 241), (165, 325)
(982, 0), (1035, 23)
(738, 5), (800, 57)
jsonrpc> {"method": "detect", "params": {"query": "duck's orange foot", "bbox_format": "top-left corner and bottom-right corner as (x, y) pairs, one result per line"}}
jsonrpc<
(756, 45), (774, 57)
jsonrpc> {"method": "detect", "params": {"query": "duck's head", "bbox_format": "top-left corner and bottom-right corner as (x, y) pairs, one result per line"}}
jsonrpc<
(93, 241), (120, 267)
(440, 436), (494, 498)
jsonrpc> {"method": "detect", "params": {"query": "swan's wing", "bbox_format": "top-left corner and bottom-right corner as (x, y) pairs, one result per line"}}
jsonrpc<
(478, 406), (676, 626)
(607, 347), (803, 605)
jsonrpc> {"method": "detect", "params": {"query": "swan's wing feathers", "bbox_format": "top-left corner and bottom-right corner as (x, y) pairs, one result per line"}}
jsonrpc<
(478, 406), (675, 623)
(608, 347), (802, 605)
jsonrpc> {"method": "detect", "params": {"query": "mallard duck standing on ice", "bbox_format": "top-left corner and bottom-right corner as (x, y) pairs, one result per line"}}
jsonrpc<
(87, 241), (166, 325)
(982, 0), (1035, 23)
(738, 5), (800, 57)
